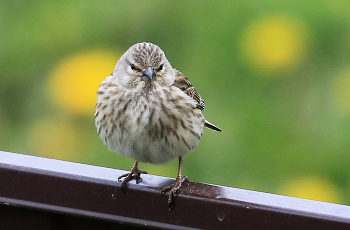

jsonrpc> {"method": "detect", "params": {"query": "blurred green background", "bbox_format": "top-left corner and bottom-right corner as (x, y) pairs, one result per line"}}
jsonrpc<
(1, 1), (350, 205)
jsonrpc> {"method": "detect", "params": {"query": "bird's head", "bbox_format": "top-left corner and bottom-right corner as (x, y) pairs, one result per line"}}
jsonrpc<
(113, 42), (175, 89)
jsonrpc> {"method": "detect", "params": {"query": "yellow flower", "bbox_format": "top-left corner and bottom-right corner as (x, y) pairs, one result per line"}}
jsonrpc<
(241, 15), (309, 74)
(333, 68), (350, 115)
(280, 176), (341, 204)
(48, 49), (120, 115)
(26, 118), (80, 161)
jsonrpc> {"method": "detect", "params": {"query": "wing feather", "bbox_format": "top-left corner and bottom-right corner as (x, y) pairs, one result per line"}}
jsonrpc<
(172, 69), (222, 132)
(172, 69), (205, 110)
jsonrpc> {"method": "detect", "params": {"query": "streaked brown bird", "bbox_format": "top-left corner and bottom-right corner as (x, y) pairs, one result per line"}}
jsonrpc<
(95, 42), (222, 207)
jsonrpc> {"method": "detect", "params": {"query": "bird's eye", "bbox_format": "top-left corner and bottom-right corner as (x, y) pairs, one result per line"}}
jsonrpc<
(158, 64), (164, 71)
(130, 64), (136, 70)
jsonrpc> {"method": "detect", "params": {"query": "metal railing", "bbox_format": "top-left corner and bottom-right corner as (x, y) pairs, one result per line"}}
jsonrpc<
(0, 151), (349, 229)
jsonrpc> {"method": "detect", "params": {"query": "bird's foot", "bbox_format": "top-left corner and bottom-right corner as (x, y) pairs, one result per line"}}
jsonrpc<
(118, 163), (147, 192)
(161, 176), (189, 209)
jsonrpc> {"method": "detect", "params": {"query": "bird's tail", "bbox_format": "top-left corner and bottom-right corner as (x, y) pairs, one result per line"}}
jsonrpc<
(204, 119), (222, 132)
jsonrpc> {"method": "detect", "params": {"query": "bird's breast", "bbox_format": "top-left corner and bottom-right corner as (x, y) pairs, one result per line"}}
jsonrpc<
(97, 85), (205, 164)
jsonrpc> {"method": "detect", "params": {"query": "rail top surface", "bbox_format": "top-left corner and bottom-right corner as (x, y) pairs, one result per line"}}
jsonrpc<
(0, 150), (349, 229)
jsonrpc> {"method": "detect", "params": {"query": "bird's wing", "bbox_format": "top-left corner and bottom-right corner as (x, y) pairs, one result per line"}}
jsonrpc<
(172, 69), (222, 132)
(172, 69), (205, 110)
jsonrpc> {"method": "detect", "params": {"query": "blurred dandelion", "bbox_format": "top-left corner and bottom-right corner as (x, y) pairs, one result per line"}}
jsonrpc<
(279, 176), (341, 203)
(333, 68), (350, 116)
(241, 15), (309, 74)
(26, 118), (81, 160)
(47, 50), (120, 115)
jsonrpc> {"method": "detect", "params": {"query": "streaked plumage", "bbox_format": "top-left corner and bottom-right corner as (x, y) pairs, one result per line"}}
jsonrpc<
(95, 42), (222, 207)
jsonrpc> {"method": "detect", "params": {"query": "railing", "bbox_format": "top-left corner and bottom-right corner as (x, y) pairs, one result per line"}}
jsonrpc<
(0, 150), (349, 229)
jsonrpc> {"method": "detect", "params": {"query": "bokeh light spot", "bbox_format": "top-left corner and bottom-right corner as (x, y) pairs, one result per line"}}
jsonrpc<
(333, 68), (350, 115)
(26, 118), (80, 160)
(48, 50), (120, 115)
(241, 15), (309, 73)
(280, 176), (341, 203)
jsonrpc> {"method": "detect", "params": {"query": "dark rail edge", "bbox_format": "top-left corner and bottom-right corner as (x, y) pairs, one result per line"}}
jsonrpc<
(0, 151), (349, 230)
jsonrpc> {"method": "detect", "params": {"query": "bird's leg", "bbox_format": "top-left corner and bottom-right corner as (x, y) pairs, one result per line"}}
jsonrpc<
(118, 161), (147, 192)
(161, 156), (188, 208)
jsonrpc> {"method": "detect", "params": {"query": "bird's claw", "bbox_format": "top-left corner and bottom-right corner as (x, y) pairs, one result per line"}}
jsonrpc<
(161, 176), (189, 209)
(118, 165), (147, 193)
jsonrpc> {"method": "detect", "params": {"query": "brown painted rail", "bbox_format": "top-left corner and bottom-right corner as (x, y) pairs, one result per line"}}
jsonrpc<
(0, 151), (349, 229)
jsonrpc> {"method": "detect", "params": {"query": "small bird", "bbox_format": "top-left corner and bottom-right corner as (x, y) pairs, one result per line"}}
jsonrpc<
(95, 42), (222, 207)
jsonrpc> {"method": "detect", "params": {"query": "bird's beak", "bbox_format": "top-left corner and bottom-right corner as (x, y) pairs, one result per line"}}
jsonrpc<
(142, 67), (155, 81)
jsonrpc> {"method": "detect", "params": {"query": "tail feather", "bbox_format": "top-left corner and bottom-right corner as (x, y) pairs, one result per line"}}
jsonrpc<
(204, 119), (222, 132)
